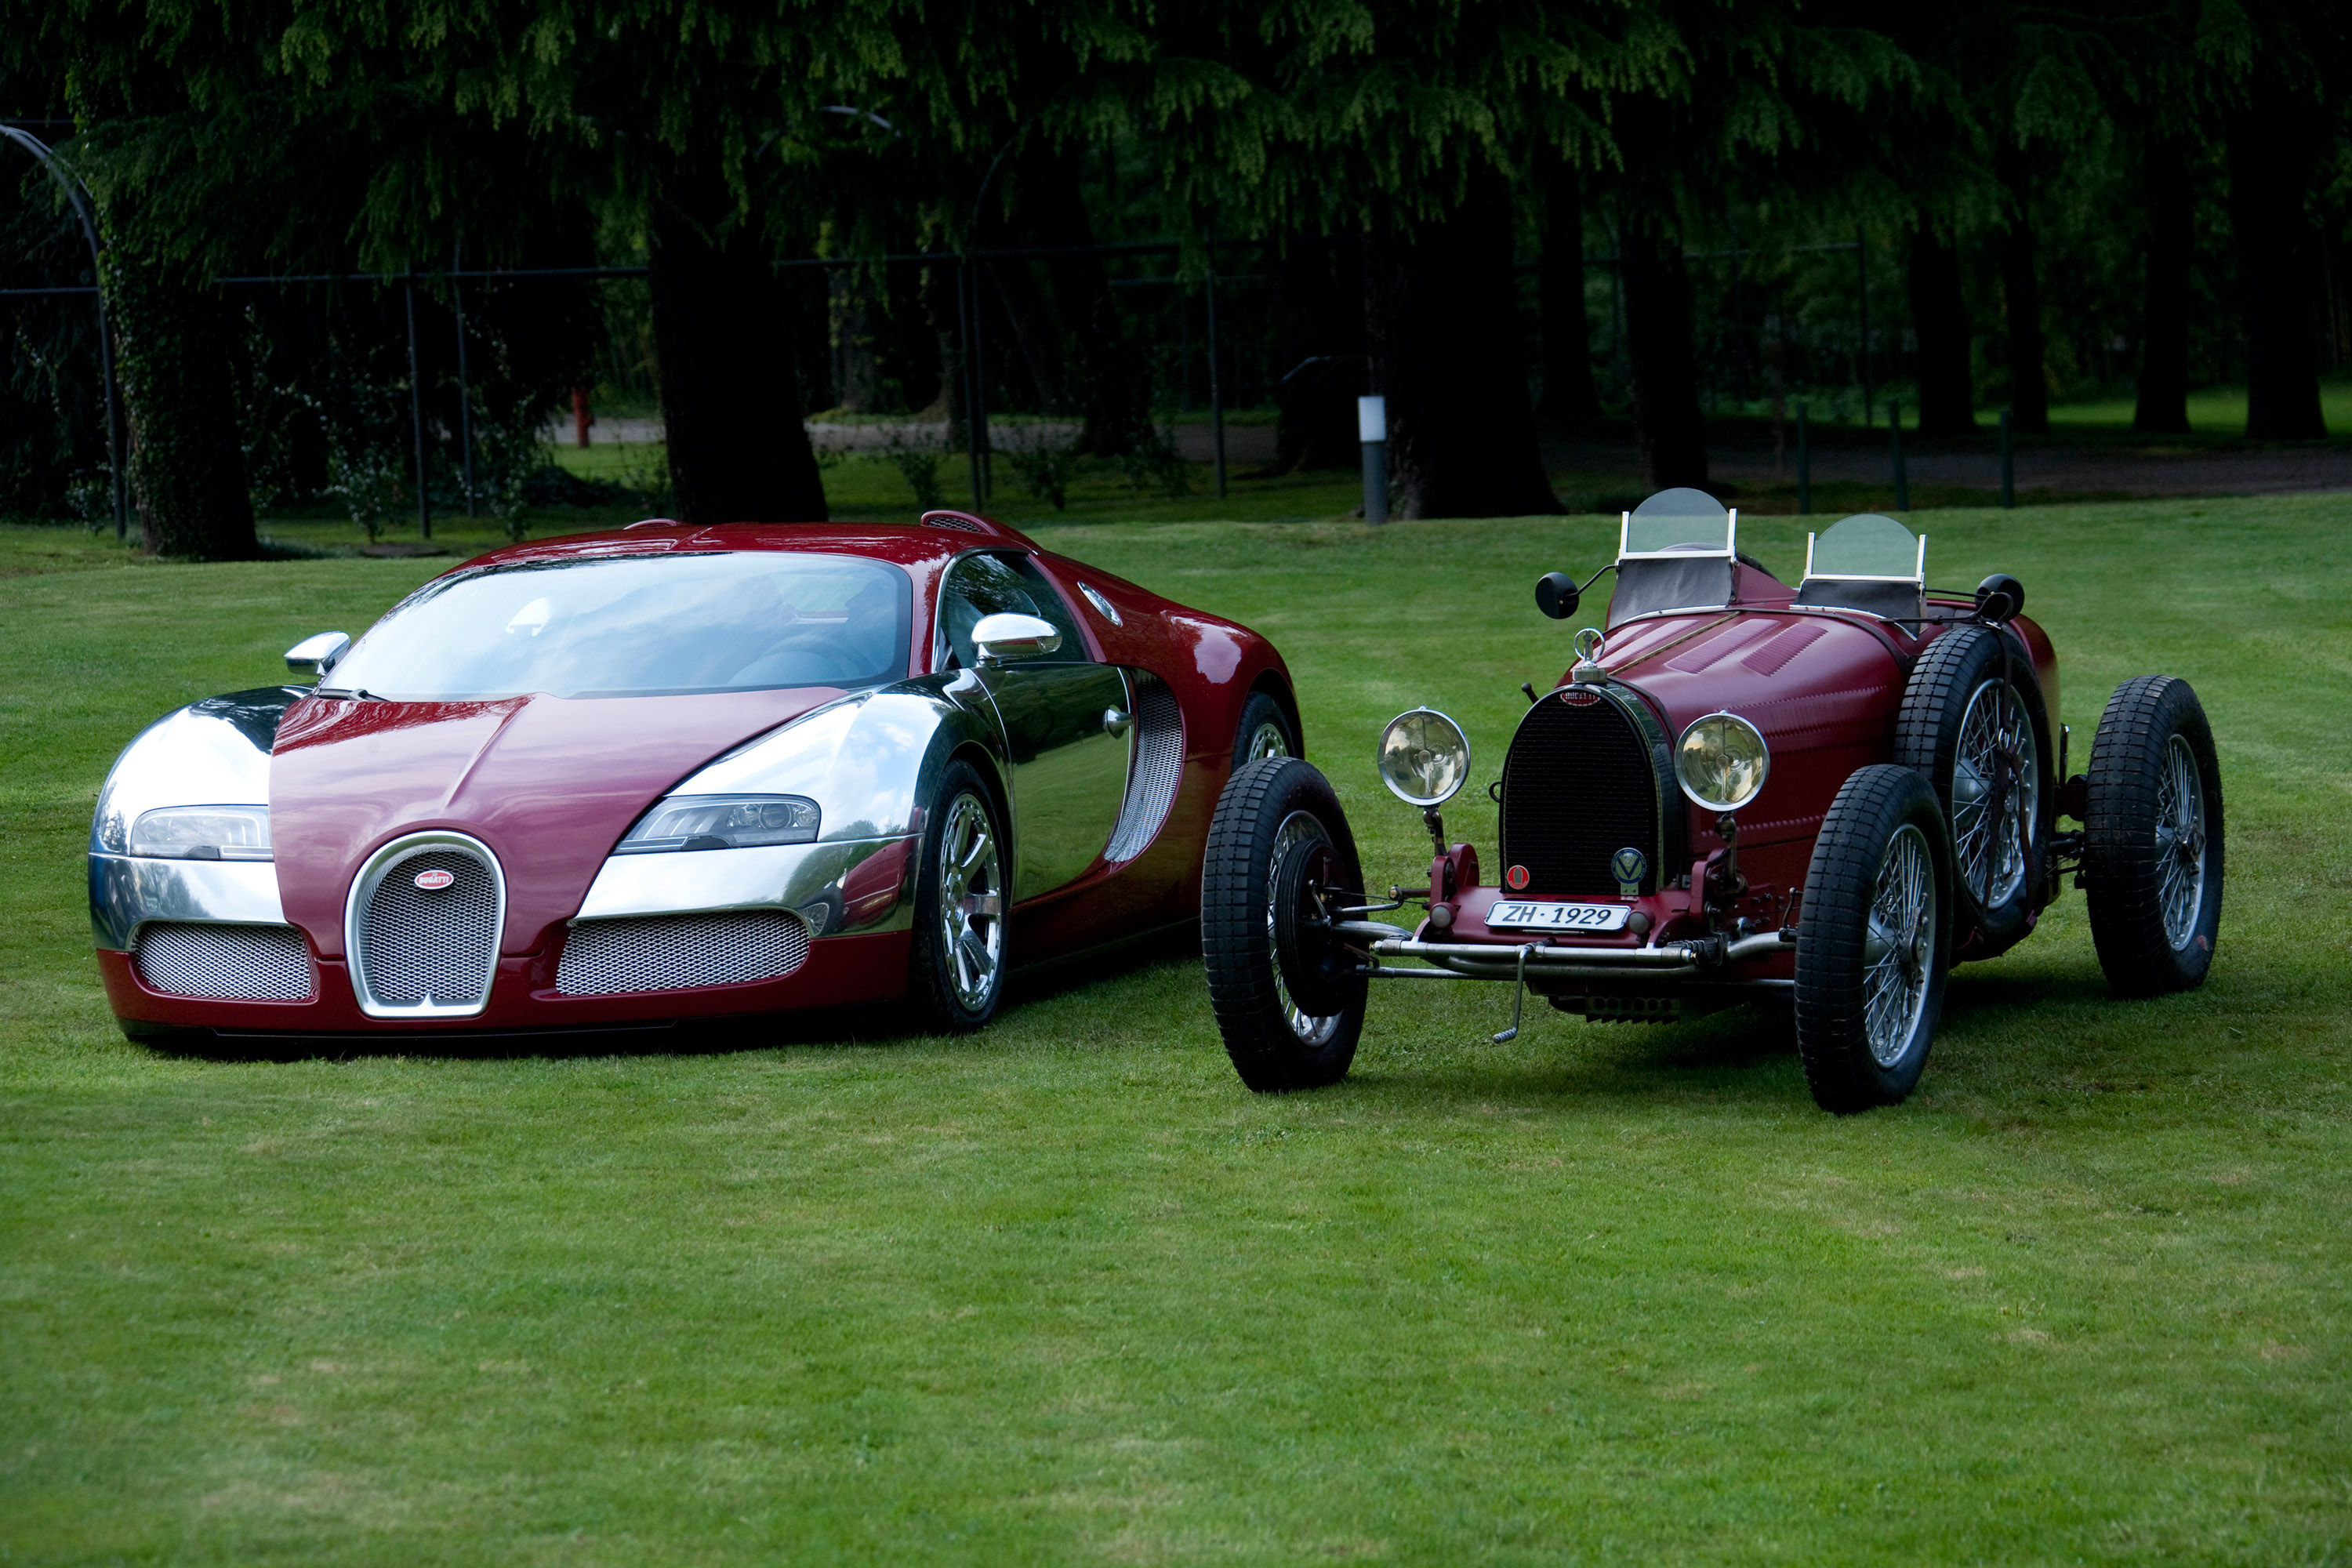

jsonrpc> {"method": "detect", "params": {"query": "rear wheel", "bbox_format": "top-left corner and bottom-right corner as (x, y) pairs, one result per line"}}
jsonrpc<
(1202, 757), (1366, 1091)
(1232, 690), (1297, 770)
(1795, 765), (1953, 1113)
(906, 761), (1007, 1033)
(2084, 676), (2223, 996)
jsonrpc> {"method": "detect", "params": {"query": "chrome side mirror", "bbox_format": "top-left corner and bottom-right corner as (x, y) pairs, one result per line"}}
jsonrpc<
(285, 631), (350, 678)
(971, 612), (1061, 666)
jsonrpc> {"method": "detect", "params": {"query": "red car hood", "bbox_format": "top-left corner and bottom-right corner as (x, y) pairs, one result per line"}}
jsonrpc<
(270, 688), (843, 959)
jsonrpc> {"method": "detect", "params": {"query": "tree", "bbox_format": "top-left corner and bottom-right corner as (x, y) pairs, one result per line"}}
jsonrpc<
(1539, 161), (1602, 423)
(2132, 136), (2194, 433)
(1907, 223), (1976, 434)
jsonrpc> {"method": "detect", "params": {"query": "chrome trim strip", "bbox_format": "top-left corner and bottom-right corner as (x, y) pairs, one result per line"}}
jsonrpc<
(88, 853), (287, 951)
(575, 834), (918, 934)
(343, 830), (506, 1019)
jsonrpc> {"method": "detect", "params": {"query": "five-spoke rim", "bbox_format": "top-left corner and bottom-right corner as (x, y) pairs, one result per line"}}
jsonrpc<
(1863, 823), (1936, 1068)
(2155, 733), (2207, 949)
(1267, 810), (1342, 1044)
(937, 791), (1004, 1010)
(1952, 678), (2039, 908)
(1246, 720), (1291, 764)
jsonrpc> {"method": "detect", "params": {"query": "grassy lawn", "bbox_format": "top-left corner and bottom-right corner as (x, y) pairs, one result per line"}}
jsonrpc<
(2, 494), (2348, 1563)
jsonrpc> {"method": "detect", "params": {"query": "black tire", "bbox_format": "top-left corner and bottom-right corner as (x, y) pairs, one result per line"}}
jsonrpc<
(1891, 624), (2053, 953)
(2084, 676), (2223, 997)
(1795, 765), (1954, 1114)
(1232, 689), (1298, 770)
(1202, 757), (1367, 1091)
(906, 760), (1008, 1033)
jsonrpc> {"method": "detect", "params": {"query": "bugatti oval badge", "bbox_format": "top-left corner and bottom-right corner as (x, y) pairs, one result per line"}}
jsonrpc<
(1506, 864), (1530, 891)
(1559, 687), (1602, 707)
(1610, 847), (1647, 895)
(412, 868), (456, 891)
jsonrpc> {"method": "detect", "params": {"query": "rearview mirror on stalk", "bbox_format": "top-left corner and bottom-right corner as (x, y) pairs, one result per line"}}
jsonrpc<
(1534, 573), (1579, 620)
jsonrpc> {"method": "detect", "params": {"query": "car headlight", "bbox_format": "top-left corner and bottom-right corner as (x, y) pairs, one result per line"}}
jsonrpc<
(127, 805), (273, 862)
(1377, 708), (1471, 807)
(615, 793), (821, 854)
(1675, 713), (1770, 813)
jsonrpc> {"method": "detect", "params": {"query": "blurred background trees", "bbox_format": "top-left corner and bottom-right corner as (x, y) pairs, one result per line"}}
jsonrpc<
(3, 0), (2349, 550)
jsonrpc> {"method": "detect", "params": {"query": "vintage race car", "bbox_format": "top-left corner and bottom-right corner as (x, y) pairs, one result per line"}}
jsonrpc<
(1203, 488), (2223, 1112)
(93, 510), (1304, 1045)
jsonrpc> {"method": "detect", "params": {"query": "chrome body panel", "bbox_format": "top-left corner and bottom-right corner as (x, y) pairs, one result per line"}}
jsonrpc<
(89, 688), (299, 854)
(577, 834), (918, 935)
(89, 854), (289, 951)
(982, 663), (1134, 899)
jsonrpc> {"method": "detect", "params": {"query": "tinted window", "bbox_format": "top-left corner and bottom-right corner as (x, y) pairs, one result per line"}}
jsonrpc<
(328, 552), (912, 699)
(935, 553), (1086, 668)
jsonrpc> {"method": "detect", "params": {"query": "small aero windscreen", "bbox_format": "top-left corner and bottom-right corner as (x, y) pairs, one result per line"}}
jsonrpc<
(1609, 487), (1737, 625)
(326, 552), (913, 699)
(1795, 514), (1926, 621)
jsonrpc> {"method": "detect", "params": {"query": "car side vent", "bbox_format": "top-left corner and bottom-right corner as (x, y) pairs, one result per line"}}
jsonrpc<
(1497, 686), (1679, 896)
(556, 909), (811, 996)
(1105, 671), (1184, 863)
(134, 922), (314, 1000)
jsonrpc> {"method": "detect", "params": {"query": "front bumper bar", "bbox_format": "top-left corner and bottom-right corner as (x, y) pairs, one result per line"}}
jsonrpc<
(1362, 929), (1793, 982)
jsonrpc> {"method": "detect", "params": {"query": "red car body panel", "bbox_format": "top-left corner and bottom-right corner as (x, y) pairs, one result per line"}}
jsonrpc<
(98, 515), (1292, 1040)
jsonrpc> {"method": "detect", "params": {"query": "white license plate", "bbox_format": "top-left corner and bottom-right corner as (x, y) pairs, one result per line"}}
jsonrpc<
(1486, 901), (1632, 932)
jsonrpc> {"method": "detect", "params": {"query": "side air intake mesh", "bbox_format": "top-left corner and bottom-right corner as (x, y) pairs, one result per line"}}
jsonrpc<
(1498, 689), (1674, 896)
(135, 922), (314, 1000)
(358, 848), (500, 1005)
(1105, 671), (1184, 862)
(557, 909), (811, 996)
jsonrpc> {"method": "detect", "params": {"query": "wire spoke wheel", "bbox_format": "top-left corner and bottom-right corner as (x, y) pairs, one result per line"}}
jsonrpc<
(1951, 678), (2038, 909)
(1246, 720), (1290, 764)
(1861, 824), (1936, 1068)
(1266, 811), (1342, 1044)
(936, 791), (1004, 1011)
(2154, 733), (2208, 950)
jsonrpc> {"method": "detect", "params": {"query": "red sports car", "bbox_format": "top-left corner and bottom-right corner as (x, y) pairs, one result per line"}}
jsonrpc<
(91, 511), (1303, 1044)
(1204, 488), (2223, 1112)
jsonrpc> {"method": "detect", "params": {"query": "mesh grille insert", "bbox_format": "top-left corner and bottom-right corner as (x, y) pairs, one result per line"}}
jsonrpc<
(135, 923), (314, 1000)
(1105, 671), (1185, 862)
(1499, 692), (1668, 896)
(358, 848), (499, 1006)
(556, 909), (811, 996)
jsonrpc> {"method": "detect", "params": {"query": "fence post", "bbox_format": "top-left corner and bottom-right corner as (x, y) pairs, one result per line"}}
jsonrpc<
(1857, 227), (1872, 427)
(1359, 395), (1388, 525)
(1889, 398), (1908, 513)
(452, 263), (476, 516)
(404, 276), (432, 539)
(957, 260), (982, 508)
(2000, 408), (2014, 510)
(1204, 267), (1227, 498)
(1796, 401), (1811, 516)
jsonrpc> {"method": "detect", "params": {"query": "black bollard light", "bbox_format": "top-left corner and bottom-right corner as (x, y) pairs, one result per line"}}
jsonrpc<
(1359, 395), (1389, 525)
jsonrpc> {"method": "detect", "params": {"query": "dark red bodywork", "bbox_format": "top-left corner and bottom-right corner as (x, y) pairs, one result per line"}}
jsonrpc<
(101, 516), (1295, 1036)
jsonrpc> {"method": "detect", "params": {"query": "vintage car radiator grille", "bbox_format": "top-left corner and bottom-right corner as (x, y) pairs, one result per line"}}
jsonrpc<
(555, 909), (811, 996)
(356, 848), (500, 1006)
(134, 922), (313, 1000)
(1105, 671), (1184, 863)
(1498, 688), (1675, 896)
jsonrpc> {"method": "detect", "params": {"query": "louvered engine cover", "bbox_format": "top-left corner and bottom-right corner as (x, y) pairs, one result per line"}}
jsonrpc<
(1497, 684), (1682, 897)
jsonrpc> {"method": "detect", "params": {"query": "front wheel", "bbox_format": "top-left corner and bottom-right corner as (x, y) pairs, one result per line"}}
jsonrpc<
(1201, 757), (1367, 1091)
(906, 760), (1008, 1033)
(2084, 675), (2223, 996)
(1795, 765), (1954, 1113)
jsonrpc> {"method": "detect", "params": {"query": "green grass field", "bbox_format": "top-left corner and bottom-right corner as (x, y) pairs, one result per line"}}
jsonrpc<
(3, 495), (2348, 1564)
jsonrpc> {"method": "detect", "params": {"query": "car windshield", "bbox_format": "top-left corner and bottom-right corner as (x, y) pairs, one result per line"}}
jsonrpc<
(1806, 514), (1923, 581)
(328, 551), (912, 699)
(1622, 487), (1733, 556)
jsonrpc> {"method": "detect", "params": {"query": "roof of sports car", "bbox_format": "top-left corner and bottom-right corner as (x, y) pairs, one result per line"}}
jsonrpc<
(456, 517), (1041, 575)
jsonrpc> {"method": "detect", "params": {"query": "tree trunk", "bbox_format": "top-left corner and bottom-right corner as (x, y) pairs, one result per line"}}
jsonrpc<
(2133, 138), (2193, 434)
(1617, 216), (1708, 489)
(648, 161), (827, 522)
(1540, 165), (1602, 422)
(1027, 156), (1148, 456)
(1265, 236), (1366, 474)
(2228, 106), (2327, 438)
(1998, 153), (2049, 434)
(106, 248), (259, 559)
(1907, 224), (1976, 434)
(1362, 173), (1560, 519)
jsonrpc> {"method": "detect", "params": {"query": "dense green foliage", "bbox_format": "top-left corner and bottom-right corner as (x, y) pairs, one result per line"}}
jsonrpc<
(3, 493), (2347, 1560)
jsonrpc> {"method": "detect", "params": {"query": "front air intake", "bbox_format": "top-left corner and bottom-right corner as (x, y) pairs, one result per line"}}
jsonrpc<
(135, 922), (314, 1000)
(1497, 684), (1681, 896)
(556, 910), (811, 996)
(346, 833), (506, 1018)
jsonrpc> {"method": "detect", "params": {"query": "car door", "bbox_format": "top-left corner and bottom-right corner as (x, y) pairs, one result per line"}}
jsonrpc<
(935, 552), (1132, 900)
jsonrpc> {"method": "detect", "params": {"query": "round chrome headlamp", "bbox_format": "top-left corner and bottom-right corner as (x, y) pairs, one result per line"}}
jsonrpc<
(1377, 708), (1470, 807)
(1675, 712), (1770, 813)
